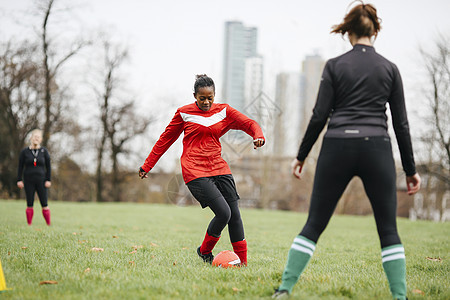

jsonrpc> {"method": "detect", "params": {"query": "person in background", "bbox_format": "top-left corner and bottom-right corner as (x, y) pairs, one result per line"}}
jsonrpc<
(139, 74), (265, 266)
(272, 2), (421, 299)
(17, 129), (52, 226)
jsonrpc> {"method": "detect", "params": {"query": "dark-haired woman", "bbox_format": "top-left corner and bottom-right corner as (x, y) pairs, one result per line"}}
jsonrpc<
(17, 129), (52, 226)
(272, 2), (420, 299)
(139, 74), (265, 266)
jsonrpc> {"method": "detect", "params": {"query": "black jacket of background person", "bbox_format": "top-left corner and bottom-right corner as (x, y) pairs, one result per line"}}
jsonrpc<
(297, 44), (416, 176)
(17, 147), (51, 182)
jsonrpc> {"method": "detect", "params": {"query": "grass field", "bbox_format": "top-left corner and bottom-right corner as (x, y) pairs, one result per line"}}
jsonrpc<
(0, 199), (448, 299)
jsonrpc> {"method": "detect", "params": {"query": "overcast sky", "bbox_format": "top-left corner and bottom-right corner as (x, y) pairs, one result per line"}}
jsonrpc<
(2, 0), (449, 103)
(1, 0), (449, 169)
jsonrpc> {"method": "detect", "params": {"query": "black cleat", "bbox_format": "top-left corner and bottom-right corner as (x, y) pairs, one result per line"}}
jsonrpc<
(272, 288), (289, 299)
(197, 246), (214, 264)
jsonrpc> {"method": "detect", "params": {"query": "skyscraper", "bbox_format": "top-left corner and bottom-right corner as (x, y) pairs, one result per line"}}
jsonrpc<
(273, 72), (303, 157)
(222, 21), (258, 112)
(301, 54), (325, 133)
(300, 54), (326, 162)
(244, 55), (264, 108)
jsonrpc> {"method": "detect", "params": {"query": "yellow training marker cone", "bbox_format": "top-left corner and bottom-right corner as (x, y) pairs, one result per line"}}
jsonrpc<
(0, 258), (11, 292)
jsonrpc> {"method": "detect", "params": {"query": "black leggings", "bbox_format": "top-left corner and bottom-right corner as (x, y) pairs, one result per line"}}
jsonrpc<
(187, 175), (244, 242)
(24, 178), (48, 207)
(300, 137), (401, 248)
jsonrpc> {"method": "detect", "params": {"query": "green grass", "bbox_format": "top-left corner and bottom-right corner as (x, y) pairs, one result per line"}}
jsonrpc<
(0, 200), (448, 299)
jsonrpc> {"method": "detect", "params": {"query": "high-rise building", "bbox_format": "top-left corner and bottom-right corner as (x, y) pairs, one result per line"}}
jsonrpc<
(244, 55), (264, 108)
(273, 72), (303, 157)
(222, 21), (258, 112)
(301, 54), (326, 133)
(300, 54), (326, 162)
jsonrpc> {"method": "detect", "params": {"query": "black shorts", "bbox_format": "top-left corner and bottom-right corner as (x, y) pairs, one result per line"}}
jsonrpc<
(186, 174), (240, 208)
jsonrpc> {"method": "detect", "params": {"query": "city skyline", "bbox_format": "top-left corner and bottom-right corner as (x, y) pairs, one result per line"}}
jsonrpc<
(2, 0), (448, 112)
(1, 0), (449, 170)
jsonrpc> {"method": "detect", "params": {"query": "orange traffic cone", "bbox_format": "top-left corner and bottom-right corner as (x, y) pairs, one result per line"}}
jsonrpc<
(0, 258), (11, 292)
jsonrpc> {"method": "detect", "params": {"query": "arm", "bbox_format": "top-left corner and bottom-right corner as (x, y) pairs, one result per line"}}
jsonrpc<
(227, 105), (265, 145)
(388, 65), (416, 176)
(17, 149), (25, 188)
(297, 61), (335, 161)
(140, 110), (184, 177)
(44, 148), (51, 188)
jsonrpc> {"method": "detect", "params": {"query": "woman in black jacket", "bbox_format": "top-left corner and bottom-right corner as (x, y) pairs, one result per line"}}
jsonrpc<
(273, 2), (421, 299)
(17, 129), (52, 226)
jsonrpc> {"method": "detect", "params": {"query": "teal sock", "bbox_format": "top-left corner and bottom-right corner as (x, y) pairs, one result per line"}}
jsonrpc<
(382, 244), (407, 300)
(278, 235), (316, 294)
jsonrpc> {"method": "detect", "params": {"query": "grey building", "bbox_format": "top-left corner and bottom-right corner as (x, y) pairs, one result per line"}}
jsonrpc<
(222, 21), (258, 112)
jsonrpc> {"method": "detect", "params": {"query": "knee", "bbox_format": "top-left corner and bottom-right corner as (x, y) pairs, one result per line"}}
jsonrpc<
(228, 211), (242, 226)
(217, 207), (232, 224)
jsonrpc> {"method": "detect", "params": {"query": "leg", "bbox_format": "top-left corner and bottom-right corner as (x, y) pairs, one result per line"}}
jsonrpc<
(24, 180), (36, 225)
(36, 180), (50, 225)
(187, 177), (232, 238)
(279, 138), (356, 294)
(213, 175), (247, 265)
(358, 137), (406, 299)
(227, 200), (247, 265)
(206, 195), (232, 237)
(187, 177), (231, 260)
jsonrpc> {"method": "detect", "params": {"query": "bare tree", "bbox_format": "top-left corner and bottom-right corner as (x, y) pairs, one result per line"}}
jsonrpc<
(94, 40), (152, 202)
(37, 0), (87, 147)
(93, 40), (128, 202)
(108, 101), (151, 202)
(409, 35), (450, 221)
(0, 41), (41, 197)
(419, 34), (450, 185)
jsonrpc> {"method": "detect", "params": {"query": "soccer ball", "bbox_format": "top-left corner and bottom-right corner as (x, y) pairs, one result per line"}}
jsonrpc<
(212, 250), (241, 268)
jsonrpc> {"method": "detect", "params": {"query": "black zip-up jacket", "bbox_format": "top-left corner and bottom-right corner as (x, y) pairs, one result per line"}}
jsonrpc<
(297, 44), (416, 176)
(17, 147), (51, 182)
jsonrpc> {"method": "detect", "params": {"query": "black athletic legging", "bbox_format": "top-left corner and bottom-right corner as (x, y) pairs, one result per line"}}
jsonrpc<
(300, 136), (401, 248)
(187, 175), (244, 243)
(24, 178), (48, 207)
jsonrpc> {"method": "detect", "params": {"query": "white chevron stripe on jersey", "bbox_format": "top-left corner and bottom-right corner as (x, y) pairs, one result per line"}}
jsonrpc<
(180, 108), (227, 127)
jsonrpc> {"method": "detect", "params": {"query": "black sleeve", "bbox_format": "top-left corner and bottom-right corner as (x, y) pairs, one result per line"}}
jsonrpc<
(297, 61), (335, 161)
(388, 65), (416, 176)
(17, 149), (25, 182)
(44, 148), (51, 181)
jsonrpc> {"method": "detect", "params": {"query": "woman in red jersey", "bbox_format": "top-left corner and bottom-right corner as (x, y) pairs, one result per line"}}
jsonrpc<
(139, 74), (265, 265)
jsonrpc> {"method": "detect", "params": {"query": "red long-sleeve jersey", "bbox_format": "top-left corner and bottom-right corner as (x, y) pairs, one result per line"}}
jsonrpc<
(141, 102), (265, 183)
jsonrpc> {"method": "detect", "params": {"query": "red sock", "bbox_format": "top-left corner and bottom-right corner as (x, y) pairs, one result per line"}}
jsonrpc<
(42, 209), (51, 226)
(199, 232), (220, 254)
(26, 207), (34, 225)
(232, 239), (247, 266)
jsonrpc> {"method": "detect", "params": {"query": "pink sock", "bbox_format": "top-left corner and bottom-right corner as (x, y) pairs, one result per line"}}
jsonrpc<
(26, 207), (34, 225)
(42, 209), (51, 226)
(200, 232), (220, 254)
(232, 239), (247, 266)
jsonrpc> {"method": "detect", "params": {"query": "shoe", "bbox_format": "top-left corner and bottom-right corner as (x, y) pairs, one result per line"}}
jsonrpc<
(197, 246), (214, 264)
(272, 288), (289, 299)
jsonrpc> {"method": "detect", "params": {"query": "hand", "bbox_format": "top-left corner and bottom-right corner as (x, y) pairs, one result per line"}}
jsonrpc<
(253, 138), (265, 149)
(291, 159), (304, 179)
(17, 181), (24, 189)
(45, 181), (51, 188)
(139, 168), (148, 179)
(406, 173), (421, 195)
